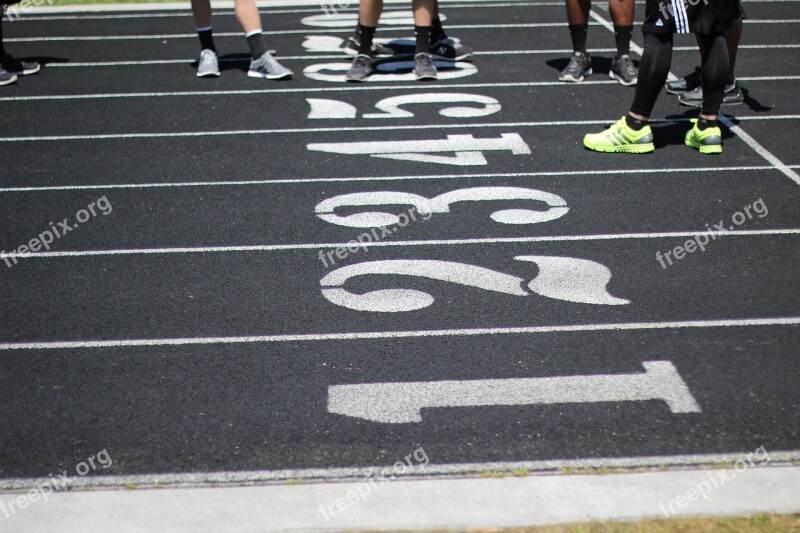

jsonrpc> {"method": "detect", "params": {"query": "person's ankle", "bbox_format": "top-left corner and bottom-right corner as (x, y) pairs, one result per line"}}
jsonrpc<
(625, 113), (647, 130)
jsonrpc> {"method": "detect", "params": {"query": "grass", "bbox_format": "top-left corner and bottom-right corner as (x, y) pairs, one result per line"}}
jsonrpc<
(357, 514), (800, 533)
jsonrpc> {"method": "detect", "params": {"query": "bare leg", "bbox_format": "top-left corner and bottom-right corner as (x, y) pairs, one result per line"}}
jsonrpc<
(235, 0), (262, 34)
(565, 0), (590, 25)
(608, 0), (633, 25)
(358, 0), (383, 26)
(190, 0), (212, 28)
(413, 0), (434, 27)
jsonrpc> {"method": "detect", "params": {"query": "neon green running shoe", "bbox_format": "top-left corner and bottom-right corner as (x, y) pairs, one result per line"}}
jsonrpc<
(685, 118), (723, 154)
(583, 116), (655, 154)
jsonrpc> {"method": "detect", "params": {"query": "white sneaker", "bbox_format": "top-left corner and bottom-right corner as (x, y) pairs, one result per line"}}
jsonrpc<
(248, 50), (293, 80)
(196, 49), (220, 78)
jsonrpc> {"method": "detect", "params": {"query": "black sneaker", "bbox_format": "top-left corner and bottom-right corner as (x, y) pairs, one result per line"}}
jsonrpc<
(609, 54), (638, 86)
(2, 53), (40, 76)
(346, 54), (372, 82)
(677, 81), (744, 107)
(0, 66), (18, 86)
(558, 51), (592, 82)
(342, 36), (394, 58)
(430, 37), (473, 61)
(413, 52), (437, 80)
(666, 66), (701, 94)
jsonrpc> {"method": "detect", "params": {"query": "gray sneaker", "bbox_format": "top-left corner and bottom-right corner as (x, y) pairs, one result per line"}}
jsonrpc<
(346, 54), (372, 82)
(609, 54), (638, 86)
(559, 51), (592, 82)
(196, 49), (220, 78)
(678, 81), (744, 107)
(414, 52), (437, 80)
(248, 51), (293, 80)
(0, 66), (18, 86)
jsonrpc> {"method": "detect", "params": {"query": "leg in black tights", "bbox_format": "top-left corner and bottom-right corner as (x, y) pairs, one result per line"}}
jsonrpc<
(629, 32), (673, 119)
(698, 32), (728, 117)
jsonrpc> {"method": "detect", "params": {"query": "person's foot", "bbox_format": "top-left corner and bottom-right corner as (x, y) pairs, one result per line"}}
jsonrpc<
(677, 81), (744, 107)
(196, 49), (220, 78)
(583, 116), (655, 153)
(685, 118), (723, 155)
(342, 36), (394, 58)
(2, 53), (40, 76)
(558, 51), (592, 82)
(609, 54), (638, 86)
(0, 66), (18, 86)
(666, 66), (701, 94)
(413, 52), (438, 80)
(248, 51), (293, 80)
(346, 53), (372, 82)
(430, 36), (473, 61)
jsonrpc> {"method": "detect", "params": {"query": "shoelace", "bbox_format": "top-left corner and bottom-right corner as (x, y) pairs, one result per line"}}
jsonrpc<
(354, 55), (371, 68)
(619, 56), (636, 76)
(416, 54), (433, 68)
(257, 50), (280, 70)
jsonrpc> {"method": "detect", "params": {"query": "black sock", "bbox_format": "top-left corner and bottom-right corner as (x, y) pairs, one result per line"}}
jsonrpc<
(697, 117), (718, 130)
(356, 24), (376, 55)
(614, 25), (632, 57)
(625, 114), (647, 130)
(246, 31), (267, 59)
(197, 27), (215, 52)
(415, 25), (432, 54)
(569, 24), (588, 54)
(0, 19), (5, 58)
(431, 17), (447, 43)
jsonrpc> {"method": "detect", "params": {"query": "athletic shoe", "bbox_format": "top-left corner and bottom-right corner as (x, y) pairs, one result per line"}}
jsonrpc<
(346, 54), (372, 82)
(0, 66), (18, 86)
(196, 49), (220, 78)
(559, 51), (592, 82)
(666, 66), (701, 94)
(609, 54), (638, 86)
(684, 118), (723, 155)
(342, 36), (394, 58)
(677, 81), (744, 107)
(1, 53), (40, 76)
(248, 51), (293, 80)
(414, 52), (437, 80)
(583, 116), (655, 154)
(430, 36), (473, 61)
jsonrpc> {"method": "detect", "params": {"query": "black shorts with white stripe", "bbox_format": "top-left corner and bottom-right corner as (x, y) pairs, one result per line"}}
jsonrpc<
(642, 0), (745, 35)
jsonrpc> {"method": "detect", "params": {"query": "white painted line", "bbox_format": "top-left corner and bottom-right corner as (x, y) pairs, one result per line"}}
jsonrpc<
(329, 361), (700, 423)
(0, 165), (781, 193)
(4, 115), (799, 143)
(1, 228), (799, 260)
(720, 114), (800, 186)
(4, 74), (797, 103)
(1, 317), (799, 351)
(1, 450), (799, 490)
(6, 20), (798, 42)
(4, 466), (800, 532)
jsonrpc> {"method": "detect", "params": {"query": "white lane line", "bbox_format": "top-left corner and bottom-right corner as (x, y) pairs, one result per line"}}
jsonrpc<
(4, 73), (797, 102)
(0, 165), (779, 193)
(6, 20), (798, 42)
(1, 228), (799, 260)
(3, 116), (798, 143)
(590, 9), (800, 187)
(1, 317), (799, 351)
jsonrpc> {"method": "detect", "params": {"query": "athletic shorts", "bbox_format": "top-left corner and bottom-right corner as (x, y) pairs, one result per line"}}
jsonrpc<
(642, 0), (745, 35)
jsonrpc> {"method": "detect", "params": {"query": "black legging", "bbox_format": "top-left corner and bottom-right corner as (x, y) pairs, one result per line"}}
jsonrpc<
(631, 31), (729, 118)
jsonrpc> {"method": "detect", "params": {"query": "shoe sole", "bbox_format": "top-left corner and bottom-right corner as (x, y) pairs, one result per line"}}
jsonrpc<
(248, 70), (293, 80)
(342, 47), (394, 59)
(414, 69), (438, 80)
(609, 71), (637, 86)
(196, 71), (221, 78)
(583, 140), (655, 153)
(346, 76), (369, 82)
(0, 74), (18, 86)
(685, 138), (723, 155)
(17, 64), (41, 76)
(559, 68), (592, 83)
(679, 96), (743, 108)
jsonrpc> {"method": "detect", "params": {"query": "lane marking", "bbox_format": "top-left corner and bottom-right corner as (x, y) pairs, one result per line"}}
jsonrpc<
(2, 115), (798, 143)
(2, 73), (797, 102)
(1, 228), (799, 260)
(6, 21), (798, 41)
(0, 165), (784, 193)
(1, 317), (799, 351)
(329, 361), (700, 423)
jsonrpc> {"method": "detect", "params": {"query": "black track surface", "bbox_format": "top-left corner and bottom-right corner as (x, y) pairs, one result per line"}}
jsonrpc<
(1, 0), (798, 480)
